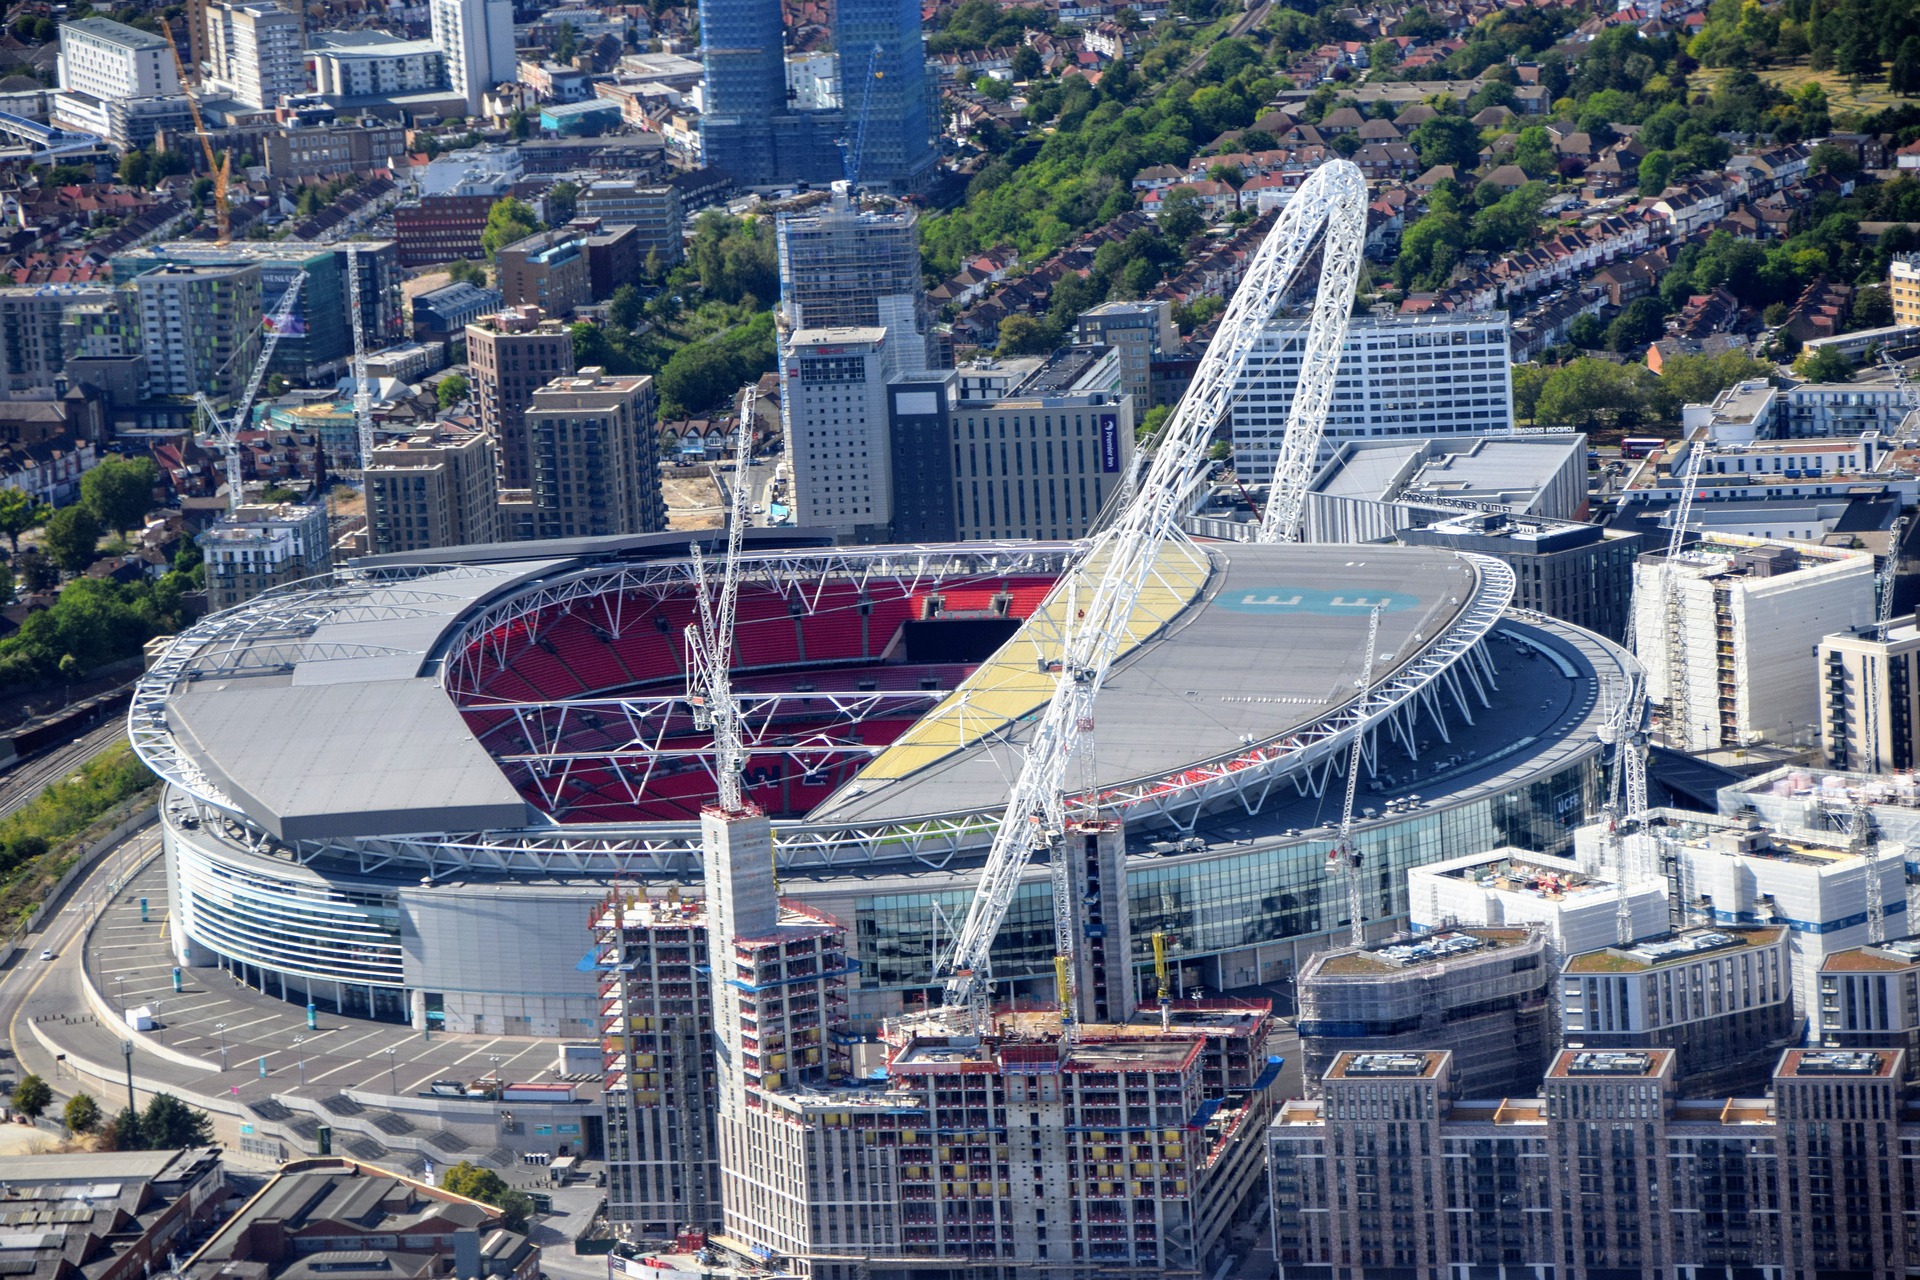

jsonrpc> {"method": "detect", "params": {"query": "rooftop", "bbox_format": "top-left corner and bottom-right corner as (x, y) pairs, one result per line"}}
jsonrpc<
(1548, 1048), (1672, 1079)
(1305, 927), (1534, 976)
(1563, 925), (1785, 974)
(1310, 434), (1582, 506)
(62, 15), (170, 49)
(1778, 1048), (1900, 1079)
(1326, 1050), (1445, 1079)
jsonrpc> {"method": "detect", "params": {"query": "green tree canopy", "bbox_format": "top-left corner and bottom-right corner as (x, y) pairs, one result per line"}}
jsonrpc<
(63, 1092), (101, 1134)
(1534, 358), (1658, 430)
(996, 313), (1050, 356)
(1158, 186), (1205, 243)
(42, 505), (102, 575)
(140, 1093), (213, 1148)
(80, 456), (158, 536)
(10, 1073), (50, 1119)
(0, 487), (50, 554)
(481, 199), (544, 261)
(445, 260), (489, 287)
(437, 374), (471, 410)
(1409, 115), (1482, 170)
(1653, 350), (1773, 417)
(1795, 345), (1855, 383)
(442, 1161), (535, 1232)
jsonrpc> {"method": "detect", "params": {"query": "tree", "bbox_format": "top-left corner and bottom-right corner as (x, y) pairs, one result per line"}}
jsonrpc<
(445, 260), (489, 287)
(80, 455), (158, 536)
(101, 1107), (143, 1151)
(42, 505), (102, 575)
(1409, 115), (1482, 171)
(14, 549), (55, 593)
(481, 198), (543, 261)
(1136, 403), (1170, 441)
(1157, 186), (1205, 243)
(1653, 350), (1773, 416)
(437, 375), (471, 410)
(0, 487), (50, 554)
(1535, 358), (1653, 430)
(63, 1092), (101, 1134)
(1513, 126), (1555, 178)
(1606, 297), (1667, 353)
(1795, 345), (1855, 382)
(1852, 285), (1894, 330)
(442, 1161), (535, 1232)
(1894, 36), (1920, 94)
(10, 1073), (50, 1119)
(1637, 150), (1676, 195)
(140, 1093), (213, 1147)
(1011, 44), (1042, 80)
(609, 284), (643, 329)
(1568, 313), (1606, 348)
(996, 313), (1049, 356)
(546, 180), (580, 225)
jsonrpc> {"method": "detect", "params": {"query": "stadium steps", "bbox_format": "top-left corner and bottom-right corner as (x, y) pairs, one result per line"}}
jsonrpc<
(317, 1094), (365, 1117)
(425, 1128), (471, 1153)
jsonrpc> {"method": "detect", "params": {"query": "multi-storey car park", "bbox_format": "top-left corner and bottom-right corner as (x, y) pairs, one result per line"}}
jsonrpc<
(131, 528), (1632, 1039)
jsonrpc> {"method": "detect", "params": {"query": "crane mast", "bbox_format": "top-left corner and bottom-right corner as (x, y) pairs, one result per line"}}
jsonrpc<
(195, 274), (306, 512)
(1880, 515), (1907, 641)
(161, 17), (230, 245)
(1329, 607), (1381, 947)
(1656, 435), (1708, 749)
(1846, 799), (1887, 945)
(346, 242), (375, 471)
(838, 43), (883, 188)
(930, 161), (1370, 1032)
(686, 387), (757, 812)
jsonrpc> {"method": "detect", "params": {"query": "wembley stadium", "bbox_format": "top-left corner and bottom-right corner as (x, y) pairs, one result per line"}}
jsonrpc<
(130, 529), (1630, 1037)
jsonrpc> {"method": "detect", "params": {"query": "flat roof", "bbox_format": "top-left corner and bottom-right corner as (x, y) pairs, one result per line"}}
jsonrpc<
(1311, 435), (1579, 505)
(62, 16), (170, 48)
(1563, 926), (1785, 974)
(1326, 1050), (1445, 1079)
(1779, 1048), (1901, 1078)
(1548, 1048), (1672, 1078)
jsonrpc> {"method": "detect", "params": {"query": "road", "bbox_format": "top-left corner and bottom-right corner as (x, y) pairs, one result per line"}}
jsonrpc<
(1179, 0), (1273, 77)
(0, 719), (128, 819)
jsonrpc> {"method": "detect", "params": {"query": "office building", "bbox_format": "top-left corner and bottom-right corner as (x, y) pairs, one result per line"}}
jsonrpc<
(525, 368), (664, 539)
(831, 0), (934, 191)
(1819, 936), (1920, 1080)
(365, 422), (501, 554)
(778, 195), (930, 371)
(261, 116), (409, 179)
(52, 17), (194, 147)
(1230, 312), (1513, 481)
(1075, 299), (1175, 413)
(1560, 925), (1798, 1095)
(308, 30), (447, 97)
(411, 279), (502, 349)
(1397, 512), (1643, 643)
(206, 0), (304, 110)
(1894, 252), (1920, 328)
(886, 345), (1133, 543)
(1819, 614), (1920, 772)
(1633, 534), (1875, 753)
(1299, 434), (1590, 543)
(593, 889), (720, 1239)
(131, 263), (261, 400)
(430, 0), (513, 115)
(200, 499), (333, 609)
(1296, 927), (1554, 1099)
(781, 325), (899, 541)
(495, 229), (590, 318)
(1269, 1046), (1917, 1280)
(467, 307), (575, 490)
(576, 180), (683, 265)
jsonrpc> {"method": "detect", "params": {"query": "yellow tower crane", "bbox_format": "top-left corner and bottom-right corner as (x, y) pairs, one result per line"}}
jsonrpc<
(1152, 931), (1171, 1031)
(161, 16), (230, 244)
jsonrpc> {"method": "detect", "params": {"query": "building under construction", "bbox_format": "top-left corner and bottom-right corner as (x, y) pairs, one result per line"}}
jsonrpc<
(1295, 927), (1553, 1099)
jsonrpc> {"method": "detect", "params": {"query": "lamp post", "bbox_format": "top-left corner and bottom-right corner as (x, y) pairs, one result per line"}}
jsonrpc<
(384, 1045), (398, 1095)
(215, 1022), (229, 1072)
(119, 1039), (135, 1117)
(293, 1036), (307, 1087)
(487, 1054), (502, 1099)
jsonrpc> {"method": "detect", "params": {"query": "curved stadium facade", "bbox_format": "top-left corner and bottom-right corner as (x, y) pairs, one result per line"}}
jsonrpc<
(132, 532), (1629, 1036)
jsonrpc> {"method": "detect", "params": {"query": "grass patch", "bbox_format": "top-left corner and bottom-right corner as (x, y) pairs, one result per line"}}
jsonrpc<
(0, 742), (159, 928)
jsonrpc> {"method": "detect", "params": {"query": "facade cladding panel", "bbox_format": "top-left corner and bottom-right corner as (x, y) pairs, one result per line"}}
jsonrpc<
(400, 887), (601, 1038)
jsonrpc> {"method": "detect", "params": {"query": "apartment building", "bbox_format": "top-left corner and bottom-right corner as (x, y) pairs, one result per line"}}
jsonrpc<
(308, 30), (447, 96)
(0, 286), (120, 400)
(1560, 925), (1798, 1095)
(467, 308), (575, 490)
(1634, 535), (1875, 753)
(365, 422), (500, 554)
(524, 368), (664, 539)
(52, 18), (192, 147)
(576, 180), (683, 265)
(206, 0), (305, 110)
(200, 500), (332, 610)
(1229, 312), (1513, 481)
(1894, 252), (1920, 328)
(131, 263), (261, 400)
(1819, 614), (1920, 772)
(429, 0), (514, 114)
(1819, 936), (1920, 1082)
(777, 194), (931, 371)
(494, 229), (590, 317)
(1074, 299), (1175, 413)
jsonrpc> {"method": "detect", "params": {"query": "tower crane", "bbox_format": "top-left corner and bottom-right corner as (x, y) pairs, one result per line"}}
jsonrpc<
(195, 274), (306, 512)
(1328, 607), (1382, 947)
(837, 43), (883, 189)
(346, 242), (375, 472)
(686, 386), (758, 812)
(927, 161), (1371, 1034)
(1151, 930), (1172, 1031)
(1846, 798), (1888, 945)
(1656, 434), (1709, 749)
(162, 17), (230, 245)
(1880, 515), (1907, 641)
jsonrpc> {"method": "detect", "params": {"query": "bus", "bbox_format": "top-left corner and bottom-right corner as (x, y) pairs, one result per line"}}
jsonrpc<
(1619, 437), (1667, 459)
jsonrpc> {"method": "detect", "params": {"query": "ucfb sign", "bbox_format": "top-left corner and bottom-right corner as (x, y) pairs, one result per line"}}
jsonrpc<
(1215, 589), (1419, 616)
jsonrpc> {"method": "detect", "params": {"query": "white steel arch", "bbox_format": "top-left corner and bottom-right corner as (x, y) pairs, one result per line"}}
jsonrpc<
(932, 160), (1373, 1024)
(1255, 162), (1370, 543)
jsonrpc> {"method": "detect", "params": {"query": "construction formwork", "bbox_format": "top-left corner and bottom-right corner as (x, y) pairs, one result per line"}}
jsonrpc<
(1296, 927), (1553, 1098)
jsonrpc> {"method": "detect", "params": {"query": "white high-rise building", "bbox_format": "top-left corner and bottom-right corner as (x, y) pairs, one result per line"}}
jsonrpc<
(1230, 311), (1514, 481)
(429, 0), (514, 115)
(207, 0), (304, 109)
(781, 325), (899, 541)
(56, 17), (178, 99)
